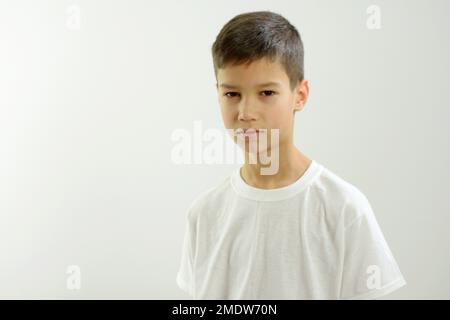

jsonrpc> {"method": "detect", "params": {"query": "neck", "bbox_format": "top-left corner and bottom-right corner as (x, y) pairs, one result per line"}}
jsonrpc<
(240, 143), (311, 189)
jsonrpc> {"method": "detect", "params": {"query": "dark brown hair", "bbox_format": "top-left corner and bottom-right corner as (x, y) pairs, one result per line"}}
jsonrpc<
(211, 11), (304, 92)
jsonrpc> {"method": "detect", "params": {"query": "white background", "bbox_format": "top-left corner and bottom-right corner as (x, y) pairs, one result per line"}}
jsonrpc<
(0, 0), (449, 299)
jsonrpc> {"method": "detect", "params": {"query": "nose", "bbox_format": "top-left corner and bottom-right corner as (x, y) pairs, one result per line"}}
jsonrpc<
(237, 98), (257, 122)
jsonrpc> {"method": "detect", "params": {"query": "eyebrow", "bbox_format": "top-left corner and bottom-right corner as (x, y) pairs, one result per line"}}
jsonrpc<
(219, 81), (281, 89)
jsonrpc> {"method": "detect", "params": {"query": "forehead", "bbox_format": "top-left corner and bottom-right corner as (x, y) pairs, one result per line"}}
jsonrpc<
(217, 57), (289, 88)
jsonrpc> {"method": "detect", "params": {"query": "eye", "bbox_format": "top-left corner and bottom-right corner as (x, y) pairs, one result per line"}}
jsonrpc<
(261, 90), (276, 97)
(224, 92), (240, 98)
(224, 91), (276, 98)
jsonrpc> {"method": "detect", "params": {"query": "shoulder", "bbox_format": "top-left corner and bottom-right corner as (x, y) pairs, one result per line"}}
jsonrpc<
(185, 173), (232, 223)
(311, 162), (374, 228)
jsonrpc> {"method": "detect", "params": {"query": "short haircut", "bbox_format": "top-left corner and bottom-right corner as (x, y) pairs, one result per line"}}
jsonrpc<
(211, 11), (304, 92)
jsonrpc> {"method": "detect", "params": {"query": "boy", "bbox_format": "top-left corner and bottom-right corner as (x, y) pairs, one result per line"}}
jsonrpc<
(176, 10), (406, 299)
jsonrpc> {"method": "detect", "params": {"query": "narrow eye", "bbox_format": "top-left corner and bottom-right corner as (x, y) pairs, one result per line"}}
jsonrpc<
(223, 91), (276, 98)
(261, 90), (276, 97)
(224, 92), (240, 98)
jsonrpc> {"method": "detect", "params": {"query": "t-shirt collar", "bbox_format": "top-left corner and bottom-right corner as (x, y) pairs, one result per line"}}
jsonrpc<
(231, 159), (323, 201)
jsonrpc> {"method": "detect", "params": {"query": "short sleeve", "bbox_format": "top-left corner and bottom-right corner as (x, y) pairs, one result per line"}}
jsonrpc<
(176, 212), (195, 298)
(339, 195), (407, 300)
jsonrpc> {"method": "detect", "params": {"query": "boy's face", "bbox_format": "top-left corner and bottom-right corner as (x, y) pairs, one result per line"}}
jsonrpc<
(216, 57), (309, 154)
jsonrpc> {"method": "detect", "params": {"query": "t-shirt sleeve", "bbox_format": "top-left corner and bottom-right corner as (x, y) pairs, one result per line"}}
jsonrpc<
(339, 194), (407, 300)
(176, 211), (195, 298)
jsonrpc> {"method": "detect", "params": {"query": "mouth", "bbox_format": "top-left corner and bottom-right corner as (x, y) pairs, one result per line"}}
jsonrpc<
(236, 128), (259, 137)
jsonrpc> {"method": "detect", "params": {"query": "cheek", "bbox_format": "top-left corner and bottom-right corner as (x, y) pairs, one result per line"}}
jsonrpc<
(266, 103), (293, 134)
(265, 104), (287, 126)
(220, 107), (235, 127)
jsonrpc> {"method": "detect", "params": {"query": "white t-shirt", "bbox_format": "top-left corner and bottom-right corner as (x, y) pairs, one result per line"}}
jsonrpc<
(176, 159), (407, 299)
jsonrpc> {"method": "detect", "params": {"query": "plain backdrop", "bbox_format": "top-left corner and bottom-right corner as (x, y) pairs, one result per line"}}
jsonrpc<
(0, 0), (449, 299)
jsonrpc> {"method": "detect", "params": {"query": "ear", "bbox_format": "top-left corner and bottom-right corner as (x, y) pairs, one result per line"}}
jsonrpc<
(294, 101), (304, 113)
(293, 79), (309, 113)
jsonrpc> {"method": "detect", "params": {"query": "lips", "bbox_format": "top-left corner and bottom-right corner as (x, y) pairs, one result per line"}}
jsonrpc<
(235, 128), (259, 139)
(243, 128), (258, 134)
(236, 128), (259, 134)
